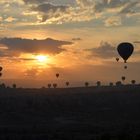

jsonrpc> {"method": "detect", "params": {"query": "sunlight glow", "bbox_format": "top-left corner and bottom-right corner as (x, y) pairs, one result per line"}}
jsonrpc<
(36, 55), (48, 63)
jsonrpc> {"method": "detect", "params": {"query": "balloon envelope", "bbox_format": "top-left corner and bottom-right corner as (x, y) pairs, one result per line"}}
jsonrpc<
(0, 66), (2, 71)
(56, 73), (59, 78)
(116, 57), (119, 62)
(122, 76), (126, 81)
(117, 42), (134, 63)
(66, 82), (69, 86)
(124, 66), (127, 69)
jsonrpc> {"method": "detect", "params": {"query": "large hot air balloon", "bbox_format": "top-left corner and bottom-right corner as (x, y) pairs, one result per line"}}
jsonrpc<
(117, 42), (134, 63)
(56, 73), (59, 78)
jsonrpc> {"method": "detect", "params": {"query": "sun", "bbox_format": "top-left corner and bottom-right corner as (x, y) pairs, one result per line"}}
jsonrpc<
(36, 55), (48, 63)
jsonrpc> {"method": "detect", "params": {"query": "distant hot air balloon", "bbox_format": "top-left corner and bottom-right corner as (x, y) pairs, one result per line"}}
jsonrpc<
(124, 65), (127, 69)
(85, 82), (89, 87)
(116, 57), (119, 62)
(56, 73), (59, 78)
(66, 82), (69, 87)
(0, 73), (2, 77)
(131, 80), (136, 85)
(117, 42), (134, 63)
(0, 66), (2, 71)
(122, 76), (126, 81)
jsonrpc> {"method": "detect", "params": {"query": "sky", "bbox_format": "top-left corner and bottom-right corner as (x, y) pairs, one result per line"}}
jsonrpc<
(0, 0), (140, 88)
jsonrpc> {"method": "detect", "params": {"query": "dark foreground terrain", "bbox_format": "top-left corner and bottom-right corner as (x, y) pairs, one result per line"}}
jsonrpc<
(0, 85), (140, 140)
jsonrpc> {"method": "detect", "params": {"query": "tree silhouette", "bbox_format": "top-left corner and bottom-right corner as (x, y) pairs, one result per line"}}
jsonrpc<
(116, 81), (122, 86)
(6, 86), (11, 89)
(48, 84), (51, 88)
(96, 81), (101, 87)
(66, 82), (69, 87)
(109, 82), (113, 86)
(0, 83), (6, 89)
(131, 80), (136, 85)
(85, 82), (89, 87)
(53, 83), (57, 88)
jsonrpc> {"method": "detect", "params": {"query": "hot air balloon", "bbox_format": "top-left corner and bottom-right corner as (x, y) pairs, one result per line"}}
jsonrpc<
(0, 73), (2, 77)
(124, 65), (127, 69)
(131, 80), (136, 85)
(66, 82), (69, 87)
(0, 66), (2, 71)
(56, 73), (59, 78)
(117, 42), (134, 63)
(116, 57), (119, 62)
(121, 76), (126, 81)
(85, 82), (89, 87)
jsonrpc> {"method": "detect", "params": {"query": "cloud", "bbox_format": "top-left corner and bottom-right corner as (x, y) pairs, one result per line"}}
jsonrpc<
(87, 41), (117, 59)
(32, 3), (68, 13)
(0, 0), (139, 28)
(0, 16), (3, 22)
(119, 1), (139, 16)
(24, 68), (40, 77)
(76, 0), (93, 7)
(22, 0), (139, 26)
(32, 3), (69, 22)
(32, 2), (96, 24)
(94, 0), (127, 13)
(23, 0), (75, 5)
(134, 41), (140, 44)
(5, 16), (17, 22)
(72, 37), (82, 41)
(0, 0), (23, 4)
(104, 16), (122, 27)
(23, 0), (48, 4)
(0, 37), (73, 57)
(22, 0), (95, 24)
